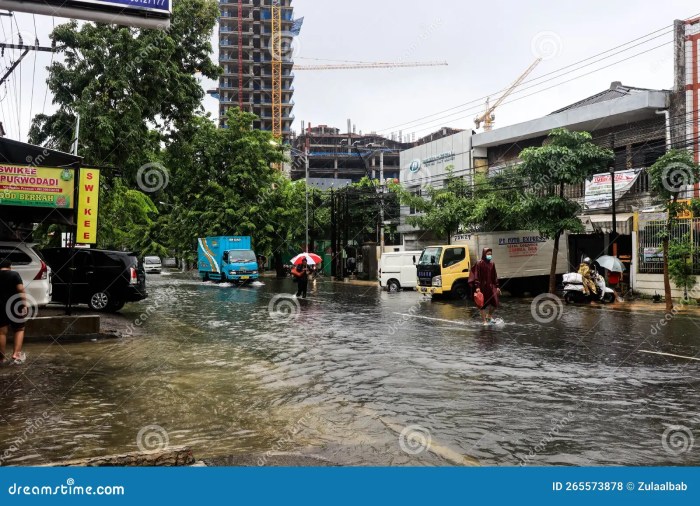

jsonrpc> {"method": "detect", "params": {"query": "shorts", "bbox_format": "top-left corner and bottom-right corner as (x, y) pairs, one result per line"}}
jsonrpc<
(0, 315), (25, 331)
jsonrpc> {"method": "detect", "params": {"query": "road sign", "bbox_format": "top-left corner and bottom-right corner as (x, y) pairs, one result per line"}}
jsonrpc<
(0, 0), (172, 29)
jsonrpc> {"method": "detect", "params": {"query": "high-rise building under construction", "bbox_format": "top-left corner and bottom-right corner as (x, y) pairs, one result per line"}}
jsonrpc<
(218, 0), (297, 138)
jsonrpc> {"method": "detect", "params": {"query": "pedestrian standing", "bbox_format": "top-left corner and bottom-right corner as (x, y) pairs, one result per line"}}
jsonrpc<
(0, 259), (27, 365)
(292, 258), (310, 298)
(469, 248), (501, 325)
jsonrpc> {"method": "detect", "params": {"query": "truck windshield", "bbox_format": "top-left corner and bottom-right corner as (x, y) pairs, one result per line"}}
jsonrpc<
(228, 250), (256, 263)
(418, 247), (442, 265)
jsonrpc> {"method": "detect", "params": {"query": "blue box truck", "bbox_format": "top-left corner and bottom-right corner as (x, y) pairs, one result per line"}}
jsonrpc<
(197, 236), (259, 282)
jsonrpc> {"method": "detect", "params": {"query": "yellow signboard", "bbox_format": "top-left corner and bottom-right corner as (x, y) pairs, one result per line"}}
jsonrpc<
(676, 199), (693, 219)
(0, 164), (75, 208)
(76, 168), (100, 244)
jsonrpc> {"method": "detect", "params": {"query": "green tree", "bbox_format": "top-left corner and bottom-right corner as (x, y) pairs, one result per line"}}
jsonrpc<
(668, 235), (698, 302)
(648, 149), (700, 311)
(28, 0), (221, 250)
(519, 128), (613, 293)
(159, 109), (291, 267)
(392, 166), (471, 244)
(463, 169), (529, 232)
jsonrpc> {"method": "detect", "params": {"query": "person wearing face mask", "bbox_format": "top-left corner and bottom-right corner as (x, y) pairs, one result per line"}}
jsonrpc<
(468, 247), (501, 325)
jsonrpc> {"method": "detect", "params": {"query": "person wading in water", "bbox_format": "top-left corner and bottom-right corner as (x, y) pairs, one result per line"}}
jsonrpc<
(469, 247), (501, 325)
(292, 258), (311, 298)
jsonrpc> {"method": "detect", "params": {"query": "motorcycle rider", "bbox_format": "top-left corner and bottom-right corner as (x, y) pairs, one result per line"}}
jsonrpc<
(577, 257), (598, 298)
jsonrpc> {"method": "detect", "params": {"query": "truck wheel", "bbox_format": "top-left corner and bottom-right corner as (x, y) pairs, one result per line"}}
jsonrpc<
(387, 279), (401, 292)
(452, 282), (469, 301)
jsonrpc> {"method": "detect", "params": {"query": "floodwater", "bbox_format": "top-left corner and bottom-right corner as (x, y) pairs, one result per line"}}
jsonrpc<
(1, 273), (699, 466)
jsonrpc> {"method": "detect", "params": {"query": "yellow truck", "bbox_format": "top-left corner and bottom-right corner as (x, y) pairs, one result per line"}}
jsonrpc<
(416, 245), (472, 299)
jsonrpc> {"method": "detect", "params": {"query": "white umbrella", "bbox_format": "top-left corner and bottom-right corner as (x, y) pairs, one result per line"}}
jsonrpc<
(290, 252), (322, 265)
(596, 255), (626, 272)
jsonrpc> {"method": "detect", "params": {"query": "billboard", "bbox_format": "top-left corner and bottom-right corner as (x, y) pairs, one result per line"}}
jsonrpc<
(77, 168), (100, 244)
(0, 0), (172, 29)
(584, 169), (642, 210)
(0, 164), (75, 208)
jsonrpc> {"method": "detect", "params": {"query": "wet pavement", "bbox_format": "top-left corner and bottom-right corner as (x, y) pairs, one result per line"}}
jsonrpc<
(1, 271), (699, 466)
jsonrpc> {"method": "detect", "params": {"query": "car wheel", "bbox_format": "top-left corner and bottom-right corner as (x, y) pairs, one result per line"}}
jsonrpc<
(88, 291), (111, 311)
(564, 292), (575, 304)
(387, 279), (401, 292)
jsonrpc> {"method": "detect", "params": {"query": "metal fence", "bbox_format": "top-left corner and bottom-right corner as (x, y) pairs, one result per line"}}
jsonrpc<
(638, 218), (700, 274)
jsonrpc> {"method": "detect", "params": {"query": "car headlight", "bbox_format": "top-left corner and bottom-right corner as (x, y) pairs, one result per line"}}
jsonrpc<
(230, 271), (236, 275)
(252, 270), (258, 274)
(432, 275), (442, 287)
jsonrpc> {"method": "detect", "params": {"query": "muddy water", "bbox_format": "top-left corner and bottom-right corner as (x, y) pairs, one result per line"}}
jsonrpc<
(1, 273), (698, 466)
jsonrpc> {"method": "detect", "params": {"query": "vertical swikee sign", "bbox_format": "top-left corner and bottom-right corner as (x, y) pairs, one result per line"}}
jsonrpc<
(77, 168), (100, 244)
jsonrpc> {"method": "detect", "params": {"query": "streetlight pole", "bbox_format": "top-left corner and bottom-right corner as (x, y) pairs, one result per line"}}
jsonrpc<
(610, 165), (617, 257)
(305, 146), (309, 253)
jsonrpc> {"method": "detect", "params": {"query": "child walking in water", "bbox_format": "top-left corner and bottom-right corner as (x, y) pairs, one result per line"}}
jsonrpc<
(469, 248), (501, 325)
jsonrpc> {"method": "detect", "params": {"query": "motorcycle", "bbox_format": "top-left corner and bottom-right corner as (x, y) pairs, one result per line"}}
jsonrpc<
(562, 272), (616, 304)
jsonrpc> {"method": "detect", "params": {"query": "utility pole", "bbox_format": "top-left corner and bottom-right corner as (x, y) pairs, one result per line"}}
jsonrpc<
(305, 142), (309, 253)
(72, 113), (81, 156)
(379, 151), (385, 255)
(0, 42), (55, 87)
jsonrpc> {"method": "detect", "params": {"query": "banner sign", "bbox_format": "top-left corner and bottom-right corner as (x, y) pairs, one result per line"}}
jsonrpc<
(585, 169), (642, 210)
(77, 168), (100, 244)
(0, 164), (74, 208)
(0, 1), (171, 29)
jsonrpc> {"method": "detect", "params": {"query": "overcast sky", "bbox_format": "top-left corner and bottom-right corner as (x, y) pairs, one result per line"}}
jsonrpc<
(1, 0), (697, 144)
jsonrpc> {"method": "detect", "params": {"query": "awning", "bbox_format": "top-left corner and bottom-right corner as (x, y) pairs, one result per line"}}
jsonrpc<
(580, 213), (634, 235)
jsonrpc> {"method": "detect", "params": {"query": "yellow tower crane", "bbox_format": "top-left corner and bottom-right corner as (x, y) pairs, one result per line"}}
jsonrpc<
(270, 0), (283, 139)
(474, 58), (542, 131)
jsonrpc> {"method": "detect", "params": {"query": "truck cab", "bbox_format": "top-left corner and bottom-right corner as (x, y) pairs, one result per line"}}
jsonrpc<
(416, 245), (471, 299)
(198, 236), (259, 283)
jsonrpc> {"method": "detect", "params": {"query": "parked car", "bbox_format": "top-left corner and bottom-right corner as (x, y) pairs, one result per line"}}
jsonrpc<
(143, 256), (162, 274)
(0, 241), (51, 307)
(41, 248), (147, 312)
(379, 251), (422, 292)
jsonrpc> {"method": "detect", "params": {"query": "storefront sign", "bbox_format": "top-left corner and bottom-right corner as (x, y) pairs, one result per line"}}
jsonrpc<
(422, 151), (455, 167)
(643, 247), (664, 263)
(0, 164), (74, 208)
(77, 168), (100, 244)
(584, 169), (642, 210)
(498, 235), (547, 257)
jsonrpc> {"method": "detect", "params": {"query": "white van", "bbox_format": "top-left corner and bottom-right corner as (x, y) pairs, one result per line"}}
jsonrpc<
(379, 251), (422, 292)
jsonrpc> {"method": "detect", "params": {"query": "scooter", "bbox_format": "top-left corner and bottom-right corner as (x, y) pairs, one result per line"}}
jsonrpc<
(562, 272), (616, 304)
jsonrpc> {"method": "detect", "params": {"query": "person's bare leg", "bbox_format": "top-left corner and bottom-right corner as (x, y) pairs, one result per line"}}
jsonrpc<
(488, 307), (495, 321)
(12, 328), (24, 359)
(0, 325), (7, 360)
(480, 309), (488, 324)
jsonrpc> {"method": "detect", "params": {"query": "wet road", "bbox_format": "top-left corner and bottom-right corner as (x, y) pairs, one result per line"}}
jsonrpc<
(1, 272), (699, 466)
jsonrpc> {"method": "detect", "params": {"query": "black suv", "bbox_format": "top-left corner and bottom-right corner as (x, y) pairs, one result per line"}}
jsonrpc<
(41, 248), (147, 312)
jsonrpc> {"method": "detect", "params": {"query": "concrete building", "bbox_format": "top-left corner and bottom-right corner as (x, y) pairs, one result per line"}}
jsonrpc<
(218, 0), (295, 136)
(290, 124), (410, 183)
(398, 130), (474, 250)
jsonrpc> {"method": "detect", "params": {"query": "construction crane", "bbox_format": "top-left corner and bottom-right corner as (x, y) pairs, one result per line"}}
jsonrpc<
(294, 61), (448, 71)
(270, 0), (283, 139)
(474, 58), (542, 131)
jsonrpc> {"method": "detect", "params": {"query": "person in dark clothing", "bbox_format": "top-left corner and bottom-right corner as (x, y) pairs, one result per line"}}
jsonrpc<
(292, 258), (311, 298)
(468, 247), (501, 325)
(0, 259), (27, 365)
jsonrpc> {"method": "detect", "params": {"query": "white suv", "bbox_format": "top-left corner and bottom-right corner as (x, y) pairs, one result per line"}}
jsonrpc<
(0, 242), (51, 307)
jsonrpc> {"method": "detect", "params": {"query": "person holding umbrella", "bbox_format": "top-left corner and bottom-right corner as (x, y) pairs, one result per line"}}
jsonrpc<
(291, 257), (311, 298)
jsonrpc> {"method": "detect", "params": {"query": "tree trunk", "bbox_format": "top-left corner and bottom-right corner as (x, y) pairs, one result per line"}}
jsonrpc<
(274, 251), (285, 278)
(662, 235), (673, 313)
(549, 231), (561, 294)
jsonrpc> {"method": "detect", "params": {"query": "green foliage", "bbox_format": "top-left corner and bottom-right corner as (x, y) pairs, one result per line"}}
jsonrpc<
(668, 235), (698, 297)
(464, 169), (529, 232)
(159, 109), (291, 262)
(519, 128), (614, 239)
(648, 150), (700, 222)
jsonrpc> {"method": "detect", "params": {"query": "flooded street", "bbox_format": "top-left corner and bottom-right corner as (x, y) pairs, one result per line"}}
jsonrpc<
(1, 272), (699, 466)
